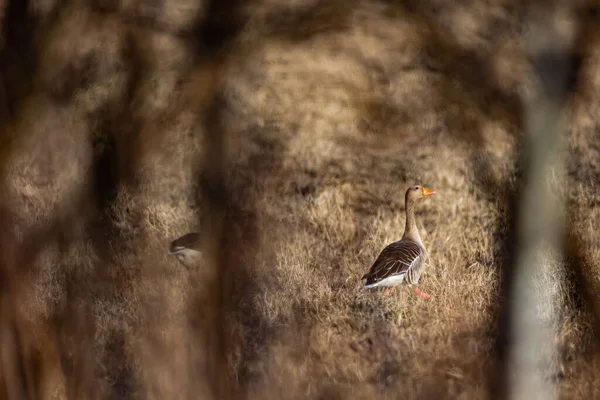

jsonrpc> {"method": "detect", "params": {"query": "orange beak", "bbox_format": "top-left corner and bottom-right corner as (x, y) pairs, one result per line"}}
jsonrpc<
(422, 187), (435, 197)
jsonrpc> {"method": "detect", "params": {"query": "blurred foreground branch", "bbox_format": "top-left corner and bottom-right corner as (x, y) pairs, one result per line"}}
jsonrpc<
(498, 4), (575, 400)
(192, 1), (245, 399)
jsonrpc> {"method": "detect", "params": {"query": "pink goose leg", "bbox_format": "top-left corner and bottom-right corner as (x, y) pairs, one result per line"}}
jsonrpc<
(414, 287), (432, 299)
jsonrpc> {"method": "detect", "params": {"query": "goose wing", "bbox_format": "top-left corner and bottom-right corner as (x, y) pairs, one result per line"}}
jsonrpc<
(169, 232), (202, 254)
(362, 239), (425, 286)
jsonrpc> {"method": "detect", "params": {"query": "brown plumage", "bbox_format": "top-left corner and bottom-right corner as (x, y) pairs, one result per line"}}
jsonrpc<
(169, 232), (203, 268)
(169, 232), (202, 253)
(361, 185), (435, 298)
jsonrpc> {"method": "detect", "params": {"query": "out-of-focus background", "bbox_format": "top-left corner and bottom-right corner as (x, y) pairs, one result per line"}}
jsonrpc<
(1, 0), (599, 399)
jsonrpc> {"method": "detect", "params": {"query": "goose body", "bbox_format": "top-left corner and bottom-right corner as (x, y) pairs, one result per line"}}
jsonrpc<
(361, 185), (435, 298)
(169, 232), (203, 268)
(363, 239), (426, 289)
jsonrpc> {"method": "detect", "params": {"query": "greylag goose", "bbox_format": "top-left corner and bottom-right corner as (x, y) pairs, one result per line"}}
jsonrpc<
(169, 232), (203, 268)
(361, 185), (435, 298)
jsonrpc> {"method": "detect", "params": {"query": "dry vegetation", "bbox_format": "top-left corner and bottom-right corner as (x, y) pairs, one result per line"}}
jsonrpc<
(1, 0), (600, 399)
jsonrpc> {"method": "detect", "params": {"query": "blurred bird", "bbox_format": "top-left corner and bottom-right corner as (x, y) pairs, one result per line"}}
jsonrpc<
(361, 185), (435, 298)
(169, 232), (203, 268)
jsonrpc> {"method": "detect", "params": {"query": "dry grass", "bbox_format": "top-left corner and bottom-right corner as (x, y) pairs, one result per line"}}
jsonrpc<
(1, 0), (600, 399)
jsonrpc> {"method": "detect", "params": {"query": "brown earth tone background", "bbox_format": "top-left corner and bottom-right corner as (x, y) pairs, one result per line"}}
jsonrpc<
(1, 0), (600, 399)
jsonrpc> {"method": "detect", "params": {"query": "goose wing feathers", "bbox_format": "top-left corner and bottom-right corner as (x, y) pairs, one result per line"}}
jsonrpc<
(362, 239), (426, 286)
(169, 232), (202, 253)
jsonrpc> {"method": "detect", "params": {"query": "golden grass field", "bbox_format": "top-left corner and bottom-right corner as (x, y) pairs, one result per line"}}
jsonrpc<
(2, 0), (600, 399)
